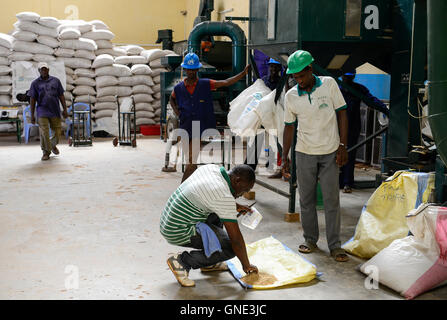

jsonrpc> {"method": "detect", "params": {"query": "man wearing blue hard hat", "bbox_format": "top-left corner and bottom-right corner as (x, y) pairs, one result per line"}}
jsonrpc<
(261, 58), (282, 90)
(339, 70), (389, 193)
(281, 50), (350, 262)
(170, 52), (251, 182)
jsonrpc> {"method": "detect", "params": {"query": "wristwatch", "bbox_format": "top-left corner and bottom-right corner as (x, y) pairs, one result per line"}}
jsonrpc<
(339, 143), (346, 148)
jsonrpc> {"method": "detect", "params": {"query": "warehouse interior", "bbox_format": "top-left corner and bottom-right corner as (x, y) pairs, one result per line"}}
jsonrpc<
(1, 0), (447, 301)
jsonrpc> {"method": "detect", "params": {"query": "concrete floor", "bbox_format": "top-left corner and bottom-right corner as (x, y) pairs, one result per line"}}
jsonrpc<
(1, 134), (446, 300)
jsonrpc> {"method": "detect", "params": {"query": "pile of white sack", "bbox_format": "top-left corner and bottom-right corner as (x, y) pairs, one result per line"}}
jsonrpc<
(0, 11), (180, 134)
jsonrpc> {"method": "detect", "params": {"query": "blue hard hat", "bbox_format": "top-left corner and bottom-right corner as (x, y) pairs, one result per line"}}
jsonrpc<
(268, 58), (281, 65)
(344, 69), (356, 76)
(181, 53), (202, 69)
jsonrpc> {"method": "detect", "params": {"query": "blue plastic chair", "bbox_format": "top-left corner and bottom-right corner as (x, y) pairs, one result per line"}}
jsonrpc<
(65, 102), (91, 139)
(22, 105), (39, 144)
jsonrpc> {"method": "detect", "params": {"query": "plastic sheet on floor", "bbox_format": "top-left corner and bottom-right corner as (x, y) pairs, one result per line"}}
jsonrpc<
(227, 236), (319, 290)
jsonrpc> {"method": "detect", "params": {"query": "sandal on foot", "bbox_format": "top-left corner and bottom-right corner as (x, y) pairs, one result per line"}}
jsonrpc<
(200, 262), (229, 272)
(331, 248), (349, 262)
(298, 242), (318, 254)
(167, 254), (195, 287)
(342, 186), (352, 193)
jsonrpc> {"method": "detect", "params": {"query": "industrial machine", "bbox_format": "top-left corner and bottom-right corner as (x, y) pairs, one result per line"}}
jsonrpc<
(248, 0), (447, 212)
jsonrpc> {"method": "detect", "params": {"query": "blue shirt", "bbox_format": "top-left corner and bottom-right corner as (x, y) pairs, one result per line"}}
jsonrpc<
(28, 75), (64, 118)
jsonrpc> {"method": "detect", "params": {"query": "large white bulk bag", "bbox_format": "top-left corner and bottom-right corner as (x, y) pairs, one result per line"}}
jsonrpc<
(95, 40), (113, 49)
(82, 29), (114, 41)
(58, 57), (91, 69)
(74, 68), (96, 78)
(360, 204), (447, 300)
(15, 21), (58, 38)
(12, 30), (37, 42)
(114, 55), (148, 65)
(36, 35), (60, 48)
(13, 40), (54, 55)
(74, 77), (96, 86)
(60, 38), (97, 51)
(59, 28), (81, 40)
(73, 85), (96, 96)
(0, 33), (14, 49)
(54, 48), (75, 57)
(38, 17), (60, 29)
(131, 64), (152, 75)
(16, 12), (40, 22)
(32, 54), (57, 62)
(74, 50), (96, 60)
(95, 64), (131, 77)
(0, 66), (11, 75)
(96, 76), (118, 88)
(92, 54), (114, 68)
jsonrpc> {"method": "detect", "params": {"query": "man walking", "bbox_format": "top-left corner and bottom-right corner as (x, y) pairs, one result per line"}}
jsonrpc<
(160, 164), (258, 287)
(281, 50), (349, 262)
(29, 62), (68, 161)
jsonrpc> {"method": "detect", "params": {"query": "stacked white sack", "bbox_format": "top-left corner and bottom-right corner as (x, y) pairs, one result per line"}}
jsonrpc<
(0, 33), (14, 106)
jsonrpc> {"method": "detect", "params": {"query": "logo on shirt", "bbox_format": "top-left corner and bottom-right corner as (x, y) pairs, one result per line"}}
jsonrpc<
(319, 103), (329, 109)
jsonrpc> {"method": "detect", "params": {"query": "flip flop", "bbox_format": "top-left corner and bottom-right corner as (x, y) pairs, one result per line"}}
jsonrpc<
(331, 248), (349, 262)
(298, 242), (318, 254)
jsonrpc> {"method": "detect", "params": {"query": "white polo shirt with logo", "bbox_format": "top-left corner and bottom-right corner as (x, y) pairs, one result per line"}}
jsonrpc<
(284, 75), (347, 155)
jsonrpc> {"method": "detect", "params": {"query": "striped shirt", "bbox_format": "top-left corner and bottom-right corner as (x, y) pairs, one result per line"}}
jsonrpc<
(160, 164), (238, 246)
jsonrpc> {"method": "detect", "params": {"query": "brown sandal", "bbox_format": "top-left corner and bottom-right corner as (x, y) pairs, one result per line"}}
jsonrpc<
(298, 242), (318, 254)
(331, 248), (349, 262)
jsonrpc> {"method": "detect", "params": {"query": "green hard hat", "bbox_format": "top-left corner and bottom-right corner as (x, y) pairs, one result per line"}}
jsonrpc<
(286, 50), (314, 74)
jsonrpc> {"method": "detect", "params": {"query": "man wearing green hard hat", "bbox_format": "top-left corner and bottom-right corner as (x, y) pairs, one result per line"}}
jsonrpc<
(281, 50), (349, 262)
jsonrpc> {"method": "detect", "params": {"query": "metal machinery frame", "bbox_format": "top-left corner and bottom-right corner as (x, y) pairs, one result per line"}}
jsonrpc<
(112, 96), (137, 148)
(68, 103), (92, 147)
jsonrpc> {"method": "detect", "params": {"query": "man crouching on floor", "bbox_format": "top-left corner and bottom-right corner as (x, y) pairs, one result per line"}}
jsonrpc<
(160, 164), (258, 287)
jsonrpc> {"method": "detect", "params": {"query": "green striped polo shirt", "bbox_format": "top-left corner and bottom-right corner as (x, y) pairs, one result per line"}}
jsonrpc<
(160, 164), (238, 246)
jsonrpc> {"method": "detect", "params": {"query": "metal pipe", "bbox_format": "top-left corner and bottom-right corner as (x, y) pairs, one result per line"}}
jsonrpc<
(187, 21), (247, 75)
(427, 0), (447, 166)
(255, 178), (291, 199)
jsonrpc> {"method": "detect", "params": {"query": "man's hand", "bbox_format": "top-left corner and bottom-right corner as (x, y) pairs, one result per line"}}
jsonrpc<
(336, 144), (348, 167)
(281, 157), (291, 180)
(62, 109), (68, 119)
(31, 114), (36, 124)
(243, 264), (258, 275)
(236, 203), (253, 216)
(243, 64), (251, 76)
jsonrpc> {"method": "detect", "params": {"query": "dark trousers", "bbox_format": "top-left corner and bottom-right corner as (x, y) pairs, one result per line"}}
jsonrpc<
(179, 213), (235, 271)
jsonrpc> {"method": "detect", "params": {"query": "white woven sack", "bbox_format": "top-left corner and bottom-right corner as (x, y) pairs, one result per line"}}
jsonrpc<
(66, 84), (74, 91)
(92, 54), (113, 68)
(136, 118), (155, 126)
(95, 64), (131, 77)
(16, 12), (40, 22)
(13, 40), (54, 55)
(0, 33), (14, 49)
(74, 50), (96, 60)
(132, 75), (154, 86)
(12, 30), (37, 42)
(66, 75), (74, 85)
(132, 85), (153, 94)
(38, 17), (60, 29)
(54, 48), (74, 57)
(121, 45), (144, 55)
(59, 57), (91, 69)
(0, 76), (12, 85)
(32, 54), (57, 62)
(7, 52), (32, 62)
(118, 77), (134, 86)
(149, 58), (163, 68)
(133, 94), (153, 103)
(15, 21), (58, 38)
(74, 77), (96, 86)
(95, 76), (118, 88)
(153, 92), (161, 100)
(95, 102), (117, 111)
(0, 86), (11, 94)
(82, 29), (114, 41)
(73, 85), (96, 96)
(152, 100), (161, 108)
(152, 84), (161, 93)
(96, 86), (132, 98)
(0, 47), (11, 57)
(58, 20), (93, 34)
(115, 55), (148, 65)
(96, 95), (116, 102)
(95, 40), (113, 49)
(36, 35), (60, 48)
(131, 64), (152, 75)
(140, 49), (164, 61)
(151, 67), (168, 77)
(64, 91), (73, 101)
(74, 68), (95, 78)
(74, 95), (96, 103)
(0, 66), (11, 76)
(0, 57), (9, 66)
(60, 38), (97, 51)
(95, 109), (114, 119)
(135, 103), (154, 112)
(154, 108), (161, 117)
(59, 28), (81, 40)
(89, 20), (109, 30)
(0, 95), (11, 105)
(136, 111), (155, 119)
(153, 75), (161, 84)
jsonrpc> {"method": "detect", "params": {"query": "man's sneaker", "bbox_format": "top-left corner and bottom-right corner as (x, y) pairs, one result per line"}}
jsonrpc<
(52, 146), (60, 155)
(167, 254), (195, 287)
(200, 262), (229, 272)
(41, 153), (50, 161)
